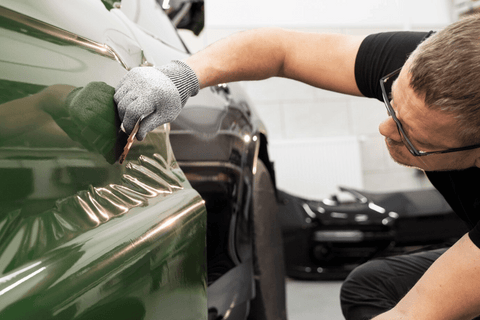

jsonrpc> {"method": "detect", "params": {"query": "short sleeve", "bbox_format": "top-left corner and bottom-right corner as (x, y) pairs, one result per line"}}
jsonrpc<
(354, 31), (433, 102)
(469, 227), (480, 247)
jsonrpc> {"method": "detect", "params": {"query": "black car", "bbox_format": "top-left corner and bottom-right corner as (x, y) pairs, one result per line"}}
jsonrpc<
(278, 187), (468, 280)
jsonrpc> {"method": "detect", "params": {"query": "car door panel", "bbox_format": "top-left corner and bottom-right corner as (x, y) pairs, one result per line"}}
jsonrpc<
(0, 2), (207, 319)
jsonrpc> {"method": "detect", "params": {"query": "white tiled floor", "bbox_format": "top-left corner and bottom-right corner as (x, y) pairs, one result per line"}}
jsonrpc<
(286, 279), (345, 320)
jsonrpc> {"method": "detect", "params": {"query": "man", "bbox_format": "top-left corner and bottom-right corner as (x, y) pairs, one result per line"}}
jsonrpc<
(114, 14), (480, 320)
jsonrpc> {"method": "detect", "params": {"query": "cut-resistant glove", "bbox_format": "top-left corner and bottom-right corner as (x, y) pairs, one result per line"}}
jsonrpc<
(114, 60), (200, 141)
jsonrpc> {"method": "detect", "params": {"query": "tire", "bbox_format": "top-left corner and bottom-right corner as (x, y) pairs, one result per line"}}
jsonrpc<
(247, 160), (287, 320)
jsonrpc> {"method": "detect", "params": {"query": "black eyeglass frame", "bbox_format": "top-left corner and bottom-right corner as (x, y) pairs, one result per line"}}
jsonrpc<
(380, 68), (480, 157)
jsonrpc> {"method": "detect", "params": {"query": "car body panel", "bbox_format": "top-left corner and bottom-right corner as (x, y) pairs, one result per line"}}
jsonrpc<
(170, 81), (261, 317)
(0, 1), (207, 319)
(278, 187), (468, 280)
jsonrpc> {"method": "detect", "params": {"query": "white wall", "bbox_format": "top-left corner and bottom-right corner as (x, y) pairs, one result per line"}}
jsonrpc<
(179, 0), (452, 199)
(206, 0), (452, 29)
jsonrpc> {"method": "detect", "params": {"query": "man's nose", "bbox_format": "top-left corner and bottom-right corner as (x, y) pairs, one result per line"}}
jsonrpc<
(379, 117), (402, 143)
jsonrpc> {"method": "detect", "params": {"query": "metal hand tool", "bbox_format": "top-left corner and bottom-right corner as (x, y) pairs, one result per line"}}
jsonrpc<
(119, 114), (150, 164)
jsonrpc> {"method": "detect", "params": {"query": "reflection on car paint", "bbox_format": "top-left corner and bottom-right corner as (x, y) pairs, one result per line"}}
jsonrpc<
(0, 6), (133, 70)
(0, 105), (207, 318)
(0, 3), (208, 319)
(0, 96), (208, 317)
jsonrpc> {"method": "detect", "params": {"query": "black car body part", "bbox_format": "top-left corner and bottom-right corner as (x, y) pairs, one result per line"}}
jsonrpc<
(278, 187), (468, 280)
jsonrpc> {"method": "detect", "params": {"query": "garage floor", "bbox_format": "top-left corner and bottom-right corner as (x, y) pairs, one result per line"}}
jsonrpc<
(286, 279), (344, 319)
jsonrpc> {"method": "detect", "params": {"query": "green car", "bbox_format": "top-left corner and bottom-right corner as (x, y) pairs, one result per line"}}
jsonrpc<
(0, 1), (286, 319)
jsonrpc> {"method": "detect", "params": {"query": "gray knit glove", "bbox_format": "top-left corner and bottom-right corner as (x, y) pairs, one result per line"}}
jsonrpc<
(114, 60), (199, 140)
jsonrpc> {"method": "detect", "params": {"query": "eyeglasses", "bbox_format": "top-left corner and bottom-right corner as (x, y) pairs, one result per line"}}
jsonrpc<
(380, 68), (480, 157)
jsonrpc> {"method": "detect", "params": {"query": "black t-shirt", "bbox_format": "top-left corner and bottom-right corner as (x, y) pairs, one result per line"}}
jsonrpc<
(355, 31), (480, 247)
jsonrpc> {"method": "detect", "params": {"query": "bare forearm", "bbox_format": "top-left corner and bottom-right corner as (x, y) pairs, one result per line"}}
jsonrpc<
(185, 28), (365, 95)
(186, 28), (287, 89)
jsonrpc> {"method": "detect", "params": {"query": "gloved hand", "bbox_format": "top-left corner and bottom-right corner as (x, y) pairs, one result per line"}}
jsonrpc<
(114, 60), (200, 141)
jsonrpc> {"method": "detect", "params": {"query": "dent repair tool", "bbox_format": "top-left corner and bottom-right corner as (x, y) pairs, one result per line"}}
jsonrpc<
(119, 114), (149, 164)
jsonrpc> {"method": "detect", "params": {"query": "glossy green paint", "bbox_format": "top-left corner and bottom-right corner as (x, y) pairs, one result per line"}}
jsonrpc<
(0, 2), (207, 319)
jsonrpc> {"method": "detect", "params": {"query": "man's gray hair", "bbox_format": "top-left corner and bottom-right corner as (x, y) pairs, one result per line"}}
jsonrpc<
(409, 14), (480, 144)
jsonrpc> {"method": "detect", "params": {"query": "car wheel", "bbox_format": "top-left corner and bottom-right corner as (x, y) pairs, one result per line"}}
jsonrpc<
(247, 160), (287, 320)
